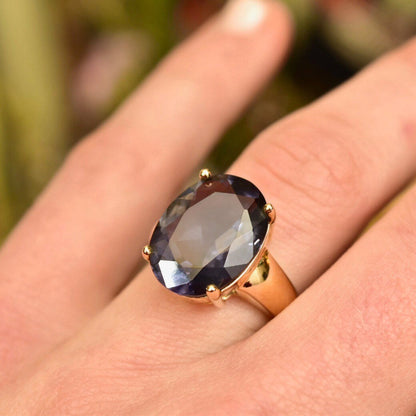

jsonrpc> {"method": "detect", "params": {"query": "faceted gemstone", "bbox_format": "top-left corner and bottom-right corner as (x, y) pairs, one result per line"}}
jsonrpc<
(149, 174), (269, 297)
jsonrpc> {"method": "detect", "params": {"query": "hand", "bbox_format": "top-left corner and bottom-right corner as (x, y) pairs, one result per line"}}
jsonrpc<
(1, 0), (416, 414)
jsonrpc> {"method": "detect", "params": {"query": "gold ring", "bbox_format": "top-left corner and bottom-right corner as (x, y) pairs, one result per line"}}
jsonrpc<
(142, 169), (296, 317)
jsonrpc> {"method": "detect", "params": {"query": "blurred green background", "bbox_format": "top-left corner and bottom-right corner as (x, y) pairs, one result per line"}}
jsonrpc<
(0, 0), (415, 239)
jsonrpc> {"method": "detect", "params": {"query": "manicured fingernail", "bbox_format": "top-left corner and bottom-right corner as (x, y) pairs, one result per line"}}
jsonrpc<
(221, 0), (268, 33)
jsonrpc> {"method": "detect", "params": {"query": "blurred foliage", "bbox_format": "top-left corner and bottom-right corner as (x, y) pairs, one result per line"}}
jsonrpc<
(0, 0), (69, 233)
(0, 0), (415, 239)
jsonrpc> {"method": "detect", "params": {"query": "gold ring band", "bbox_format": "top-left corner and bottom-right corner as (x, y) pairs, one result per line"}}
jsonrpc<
(236, 250), (296, 316)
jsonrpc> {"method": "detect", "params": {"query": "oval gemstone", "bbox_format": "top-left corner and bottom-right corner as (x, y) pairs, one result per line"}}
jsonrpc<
(149, 174), (269, 297)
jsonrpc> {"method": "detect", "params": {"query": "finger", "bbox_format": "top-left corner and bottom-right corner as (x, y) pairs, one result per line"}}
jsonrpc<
(94, 36), (416, 362)
(213, 176), (416, 415)
(0, 0), (292, 379)
(232, 37), (416, 293)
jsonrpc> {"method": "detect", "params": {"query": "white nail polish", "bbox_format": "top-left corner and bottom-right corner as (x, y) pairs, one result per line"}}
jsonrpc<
(221, 0), (267, 33)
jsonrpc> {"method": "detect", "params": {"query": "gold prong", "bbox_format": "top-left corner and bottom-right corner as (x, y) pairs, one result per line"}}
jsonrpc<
(264, 203), (276, 224)
(206, 284), (224, 308)
(142, 245), (152, 261)
(199, 168), (212, 181)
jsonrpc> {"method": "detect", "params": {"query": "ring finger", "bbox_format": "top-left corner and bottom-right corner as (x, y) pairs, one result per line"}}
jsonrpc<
(90, 36), (416, 360)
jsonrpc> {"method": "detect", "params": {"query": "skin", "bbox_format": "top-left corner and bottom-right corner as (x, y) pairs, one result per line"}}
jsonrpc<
(1, 0), (416, 414)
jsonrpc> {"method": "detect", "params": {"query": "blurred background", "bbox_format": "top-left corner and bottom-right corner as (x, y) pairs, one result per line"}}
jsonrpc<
(0, 0), (415, 240)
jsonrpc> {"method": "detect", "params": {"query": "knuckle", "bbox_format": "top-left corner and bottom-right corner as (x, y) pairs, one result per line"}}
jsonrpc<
(63, 132), (147, 191)
(251, 110), (366, 214)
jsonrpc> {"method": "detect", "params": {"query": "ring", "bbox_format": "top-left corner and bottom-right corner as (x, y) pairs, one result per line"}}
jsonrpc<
(142, 169), (296, 316)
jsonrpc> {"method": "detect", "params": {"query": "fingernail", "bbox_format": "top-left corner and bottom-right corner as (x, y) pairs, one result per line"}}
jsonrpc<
(221, 0), (268, 33)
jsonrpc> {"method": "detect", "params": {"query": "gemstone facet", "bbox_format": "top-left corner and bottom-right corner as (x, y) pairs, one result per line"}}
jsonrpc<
(149, 174), (269, 297)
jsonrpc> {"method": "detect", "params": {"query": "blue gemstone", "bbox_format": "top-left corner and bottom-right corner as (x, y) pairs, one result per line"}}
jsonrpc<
(149, 174), (269, 297)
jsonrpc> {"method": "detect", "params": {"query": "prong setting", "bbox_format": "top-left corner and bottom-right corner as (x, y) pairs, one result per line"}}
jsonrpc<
(147, 173), (269, 298)
(264, 203), (276, 224)
(142, 245), (152, 262)
(199, 168), (212, 181)
(206, 284), (224, 307)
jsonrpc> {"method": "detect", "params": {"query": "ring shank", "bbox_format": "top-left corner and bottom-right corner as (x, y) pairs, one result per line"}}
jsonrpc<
(236, 251), (296, 316)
